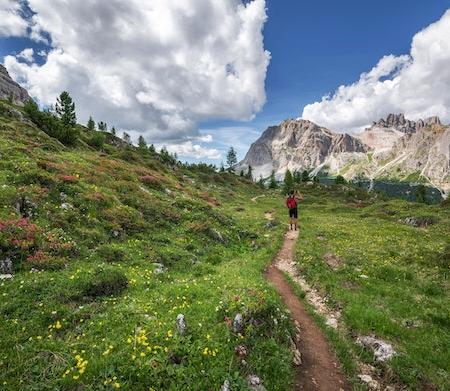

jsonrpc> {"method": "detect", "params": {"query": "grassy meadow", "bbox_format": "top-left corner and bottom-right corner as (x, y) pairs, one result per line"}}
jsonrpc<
(294, 185), (449, 390)
(0, 101), (294, 390)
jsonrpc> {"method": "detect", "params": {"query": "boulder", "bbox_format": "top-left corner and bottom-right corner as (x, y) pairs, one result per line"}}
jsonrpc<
(176, 314), (186, 336)
(247, 375), (267, 391)
(357, 335), (396, 362)
(0, 258), (13, 275)
(233, 313), (244, 333)
(220, 380), (231, 391)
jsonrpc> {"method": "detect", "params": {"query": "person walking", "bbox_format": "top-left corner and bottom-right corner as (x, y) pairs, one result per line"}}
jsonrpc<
(286, 190), (303, 230)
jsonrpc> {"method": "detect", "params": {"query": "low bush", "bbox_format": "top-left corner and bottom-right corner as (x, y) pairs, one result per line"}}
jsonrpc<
(96, 244), (130, 263)
(75, 267), (128, 298)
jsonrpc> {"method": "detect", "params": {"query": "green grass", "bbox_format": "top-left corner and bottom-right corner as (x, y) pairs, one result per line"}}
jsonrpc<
(0, 102), (295, 390)
(294, 184), (450, 390)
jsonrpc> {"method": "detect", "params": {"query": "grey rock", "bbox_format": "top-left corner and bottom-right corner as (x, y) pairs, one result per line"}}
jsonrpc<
(14, 196), (36, 218)
(247, 375), (267, 391)
(209, 228), (225, 243)
(0, 258), (13, 275)
(0, 274), (13, 280)
(220, 380), (231, 391)
(61, 202), (73, 210)
(233, 313), (244, 333)
(403, 217), (436, 228)
(358, 374), (379, 390)
(176, 314), (187, 335)
(265, 219), (279, 229)
(0, 64), (30, 105)
(357, 335), (396, 362)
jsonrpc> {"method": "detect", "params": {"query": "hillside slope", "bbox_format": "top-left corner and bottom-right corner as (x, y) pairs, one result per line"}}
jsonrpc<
(0, 99), (295, 390)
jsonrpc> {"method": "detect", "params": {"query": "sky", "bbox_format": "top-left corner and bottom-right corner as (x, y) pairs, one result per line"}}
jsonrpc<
(1, 0), (450, 164)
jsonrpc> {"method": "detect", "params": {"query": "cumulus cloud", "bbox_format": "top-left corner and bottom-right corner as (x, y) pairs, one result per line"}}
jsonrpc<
(0, 0), (28, 37)
(3, 0), (270, 141)
(159, 141), (221, 160)
(17, 48), (34, 63)
(302, 9), (450, 133)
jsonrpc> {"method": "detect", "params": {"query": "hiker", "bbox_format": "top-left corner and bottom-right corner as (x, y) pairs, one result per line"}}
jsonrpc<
(286, 190), (303, 231)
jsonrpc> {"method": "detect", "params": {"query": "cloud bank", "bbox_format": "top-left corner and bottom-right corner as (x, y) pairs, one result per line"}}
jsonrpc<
(302, 9), (450, 133)
(1, 0), (270, 148)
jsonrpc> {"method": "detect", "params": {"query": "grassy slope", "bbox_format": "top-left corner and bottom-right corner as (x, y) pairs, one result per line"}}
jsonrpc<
(0, 102), (293, 390)
(295, 184), (449, 390)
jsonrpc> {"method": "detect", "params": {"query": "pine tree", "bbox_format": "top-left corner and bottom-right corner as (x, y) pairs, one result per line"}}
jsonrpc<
(268, 170), (278, 189)
(301, 170), (309, 182)
(257, 175), (265, 188)
(138, 135), (147, 150)
(335, 175), (346, 185)
(122, 132), (131, 144)
(98, 121), (108, 131)
(219, 163), (225, 173)
(111, 126), (116, 136)
(226, 147), (237, 171)
(55, 91), (76, 126)
(149, 144), (156, 153)
(240, 170), (244, 177)
(246, 165), (253, 180)
(87, 116), (96, 132)
(416, 184), (427, 203)
(283, 169), (294, 194)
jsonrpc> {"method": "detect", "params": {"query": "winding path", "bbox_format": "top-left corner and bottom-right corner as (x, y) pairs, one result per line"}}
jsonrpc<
(265, 230), (350, 391)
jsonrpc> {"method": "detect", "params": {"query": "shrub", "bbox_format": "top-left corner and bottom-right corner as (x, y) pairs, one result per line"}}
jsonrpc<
(335, 175), (346, 185)
(88, 132), (106, 149)
(96, 244), (130, 263)
(140, 174), (161, 189)
(76, 267), (128, 298)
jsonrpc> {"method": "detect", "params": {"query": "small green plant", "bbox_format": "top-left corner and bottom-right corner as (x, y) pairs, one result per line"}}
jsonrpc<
(88, 132), (106, 149)
(96, 244), (130, 263)
(335, 175), (346, 185)
(75, 267), (128, 298)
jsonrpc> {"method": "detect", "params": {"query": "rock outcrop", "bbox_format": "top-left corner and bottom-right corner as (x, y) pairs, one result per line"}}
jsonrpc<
(237, 119), (367, 179)
(0, 64), (30, 105)
(371, 113), (442, 134)
(238, 114), (450, 193)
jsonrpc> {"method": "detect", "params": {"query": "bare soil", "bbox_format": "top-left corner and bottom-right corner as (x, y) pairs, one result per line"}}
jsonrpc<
(265, 230), (351, 391)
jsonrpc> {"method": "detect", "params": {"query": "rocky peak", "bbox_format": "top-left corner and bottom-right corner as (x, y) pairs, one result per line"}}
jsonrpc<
(371, 113), (442, 134)
(0, 64), (30, 106)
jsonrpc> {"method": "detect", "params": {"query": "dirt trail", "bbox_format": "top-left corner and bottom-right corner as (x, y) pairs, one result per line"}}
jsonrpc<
(266, 230), (350, 391)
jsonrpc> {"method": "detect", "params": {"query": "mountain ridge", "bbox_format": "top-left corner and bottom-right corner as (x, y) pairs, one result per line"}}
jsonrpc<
(238, 114), (450, 194)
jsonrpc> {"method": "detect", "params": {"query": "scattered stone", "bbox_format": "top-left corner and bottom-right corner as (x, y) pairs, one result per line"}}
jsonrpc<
(176, 314), (187, 336)
(209, 228), (225, 243)
(357, 335), (396, 362)
(0, 258), (13, 275)
(265, 219), (279, 229)
(14, 196), (36, 218)
(164, 188), (172, 195)
(358, 374), (380, 390)
(317, 235), (326, 241)
(60, 192), (68, 201)
(153, 263), (166, 274)
(402, 319), (421, 328)
(61, 202), (73, 210)
(221, 380), (231, 391)
(112, 230), (120, 238)
(234, 345), (248, 359)
(247, 375), (267, 391)
(233, 313), (244, 333)
(402, 217), (437, 228)
(359, 274), (369, 279)
(0, 274), (13, 280)
(323, 253), (343, 270)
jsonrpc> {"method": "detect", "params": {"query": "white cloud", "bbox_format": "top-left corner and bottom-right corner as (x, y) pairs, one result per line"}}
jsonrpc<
(0, 0), (28, 37)
(160, 141), (221, 160)
(302, 9), (450, 133)
(17, 48), (34, 63)
(3, 0), (270, 142)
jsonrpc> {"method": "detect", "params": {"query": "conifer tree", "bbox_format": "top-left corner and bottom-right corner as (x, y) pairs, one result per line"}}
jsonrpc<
(122, 132), (131, 144)
(138, 135), (147, 150)
(268, 170), (278, 189)
(55, 91), (76, 126)
(226, 147), (237, 171)
(283, 169), (294, 194)
(111, 126), (116, 135)
(87, 116), (96, 132)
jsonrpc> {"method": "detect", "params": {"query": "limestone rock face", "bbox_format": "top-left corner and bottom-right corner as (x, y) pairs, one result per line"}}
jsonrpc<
(237, 119), (367, 179)
(238, 114), (449, 194)
(0, 65), (30, 105)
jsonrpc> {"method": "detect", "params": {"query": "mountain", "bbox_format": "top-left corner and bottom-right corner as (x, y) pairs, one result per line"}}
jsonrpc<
(239, 115), (450, 193)
(237, 119), (367, 180)
(0, 65), (30, 105)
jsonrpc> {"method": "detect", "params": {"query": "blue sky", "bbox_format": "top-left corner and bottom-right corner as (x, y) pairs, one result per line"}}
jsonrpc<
(200, 0), (450, 163)
(1, 0), (450, 164)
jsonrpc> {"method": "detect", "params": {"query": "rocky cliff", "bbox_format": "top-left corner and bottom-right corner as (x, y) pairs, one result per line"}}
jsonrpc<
(237, 119), (367, 180)
(0, 64), (30, 105)
(239, 114), (450, 193)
